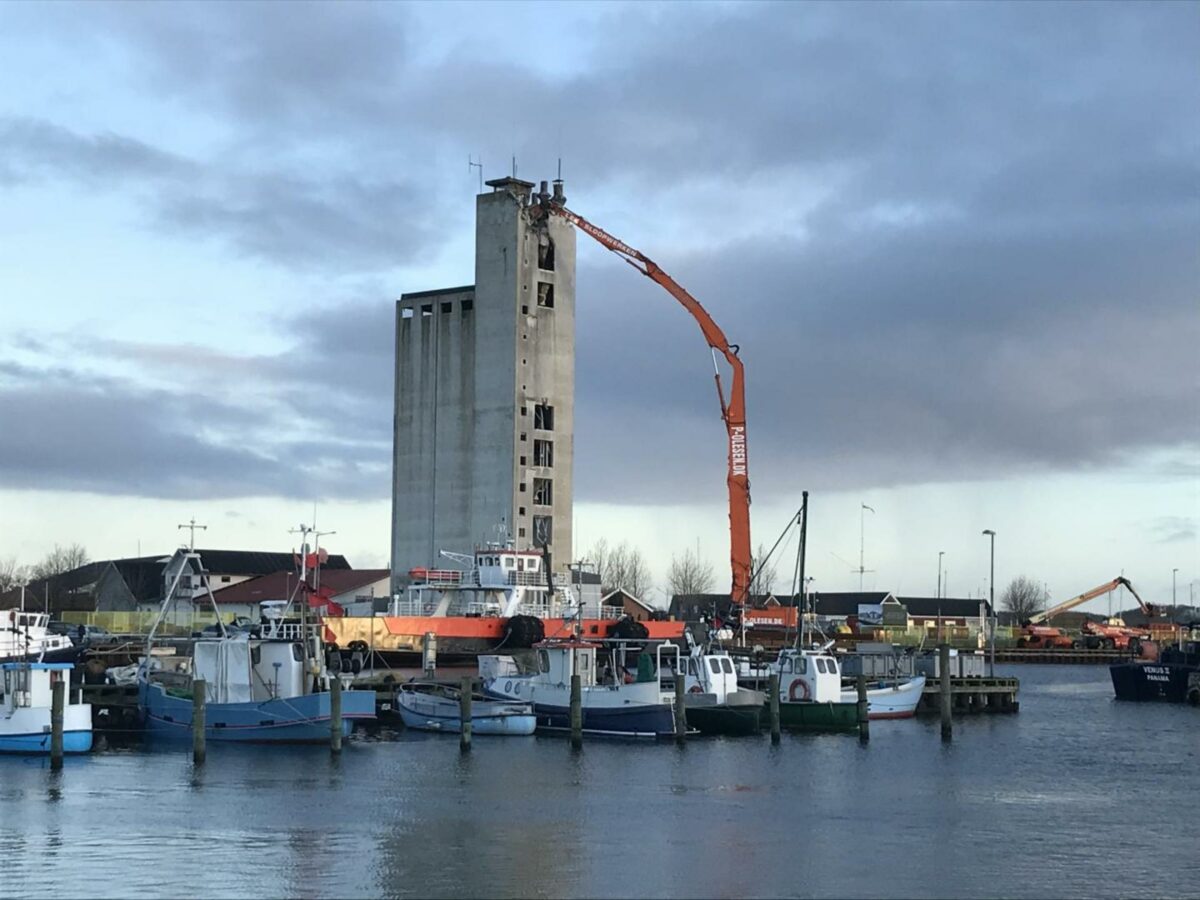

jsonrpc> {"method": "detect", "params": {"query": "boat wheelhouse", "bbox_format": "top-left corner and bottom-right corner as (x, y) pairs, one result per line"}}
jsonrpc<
(391, 543), (583, 619)
(768, 647), (860, 732)
(0, 662), (92, 754)
(1, 609), (78, 664)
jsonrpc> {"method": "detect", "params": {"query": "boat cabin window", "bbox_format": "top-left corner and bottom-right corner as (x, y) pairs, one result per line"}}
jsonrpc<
(721, 658), (733, 674)
(251, 646), (262, 665)
(780, 658), (792, 673)
(687, 659), (698, 676)
(708, 658), (721, 675)
(503, 557), (514, 569)
(796, 658), (808, 675)
(538, 650), (550, 673)
(292, 644), (304, 661)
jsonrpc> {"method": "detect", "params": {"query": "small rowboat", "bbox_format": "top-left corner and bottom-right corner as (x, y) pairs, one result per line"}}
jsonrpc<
(396, 681), (536, 736)
(839, 675), (926, 719)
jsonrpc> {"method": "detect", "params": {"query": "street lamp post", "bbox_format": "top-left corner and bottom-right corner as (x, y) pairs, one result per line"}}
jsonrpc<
(982, 529), (996, 676)
(1172, 568), (1178, 608)
(937, 551), (945, 599)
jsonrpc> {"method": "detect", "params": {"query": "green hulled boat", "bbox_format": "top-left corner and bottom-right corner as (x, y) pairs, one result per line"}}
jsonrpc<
(772, 699), (859, 732)
(767, 646), (862, 733)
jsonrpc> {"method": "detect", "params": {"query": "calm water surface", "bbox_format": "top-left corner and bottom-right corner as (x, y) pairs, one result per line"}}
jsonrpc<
(1, 665), (1196, 899)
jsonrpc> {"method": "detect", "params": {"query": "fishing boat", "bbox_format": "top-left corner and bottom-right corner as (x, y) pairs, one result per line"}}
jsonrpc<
(0, 662), (93, 754)
(838, 674), (926, 719)
(139, 542), (376, 744)
(396, 681), (535, 735)
(769, 646), (860, 732)
(1, 606), (80, 664)
(1110, 637), (1200, 705)
(480, 640), (678, 737)
(675, 639), (764, 735)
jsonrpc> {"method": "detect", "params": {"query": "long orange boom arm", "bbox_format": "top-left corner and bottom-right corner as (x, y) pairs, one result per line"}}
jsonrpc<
(538, 203), (752, 606)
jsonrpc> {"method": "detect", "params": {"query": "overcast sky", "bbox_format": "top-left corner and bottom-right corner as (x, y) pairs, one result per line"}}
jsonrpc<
(0, 1), (1196, 612)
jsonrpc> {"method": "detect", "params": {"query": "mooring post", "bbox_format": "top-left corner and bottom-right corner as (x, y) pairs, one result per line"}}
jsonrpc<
(768, 673), (781, 743)
(50, 677), (65, 770)
(569, 673), (583, 749)
(192, 678), (206, 765)
(674, 672), (686, 745)
(939, 643), (952, 742)
(422, 631), (436, 679)
(329, 675), (343, 754)
(856, 674), (870, 743)
(459, 675), (473, 752)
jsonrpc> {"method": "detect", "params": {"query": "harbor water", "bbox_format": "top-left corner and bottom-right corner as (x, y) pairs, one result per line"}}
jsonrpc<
(1, 664), (1196, 899)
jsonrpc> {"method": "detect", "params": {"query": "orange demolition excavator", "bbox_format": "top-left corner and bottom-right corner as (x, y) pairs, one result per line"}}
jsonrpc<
(530, 184), (753, 608)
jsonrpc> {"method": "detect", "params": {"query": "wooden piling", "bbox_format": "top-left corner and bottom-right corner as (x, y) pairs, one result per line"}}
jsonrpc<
(459, 675), (473, 752)
(50, 678), (64, 770)
(856, 674), (870, 743)
(768, 673), (780, 743)
(939, 643), (952, 741)
(674, 673), (686, 744)
(569, 673), (583, 749)
(192, 679), (206, 765)
(329, 676), (343, 754)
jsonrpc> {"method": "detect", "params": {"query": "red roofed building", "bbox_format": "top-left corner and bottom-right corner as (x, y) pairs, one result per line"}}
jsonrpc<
(211, 569), (390, 619)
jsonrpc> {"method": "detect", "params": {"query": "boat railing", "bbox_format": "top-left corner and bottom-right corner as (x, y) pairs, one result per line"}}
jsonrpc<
(390, 597), (438, 616)
(260, 622), (323, 642)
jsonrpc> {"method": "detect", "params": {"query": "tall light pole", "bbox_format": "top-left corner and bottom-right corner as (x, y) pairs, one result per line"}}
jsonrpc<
(1172, 568), (1178, 608)
(982, 529), (996, 676)
(937, 551), (945, 599)
(860, 503), (875, 591)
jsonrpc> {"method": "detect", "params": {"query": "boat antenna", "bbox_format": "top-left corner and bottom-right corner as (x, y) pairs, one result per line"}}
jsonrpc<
(797, 491), (808, 649)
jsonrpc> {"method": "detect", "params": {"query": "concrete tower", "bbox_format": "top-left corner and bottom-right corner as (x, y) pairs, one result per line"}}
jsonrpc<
(391, 177), (575, 585)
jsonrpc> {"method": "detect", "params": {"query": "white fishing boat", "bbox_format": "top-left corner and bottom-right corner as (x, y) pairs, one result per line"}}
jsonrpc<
(839, 674), (926, 719)
(396, 682), (535, 735)
(0, 662), (93, 754)
(1, 606), (79, 664)
(480, 640), (678, 737)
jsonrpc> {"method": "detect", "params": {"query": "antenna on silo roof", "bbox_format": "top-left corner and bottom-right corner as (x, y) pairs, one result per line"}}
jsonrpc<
(468, 155), (482, 193)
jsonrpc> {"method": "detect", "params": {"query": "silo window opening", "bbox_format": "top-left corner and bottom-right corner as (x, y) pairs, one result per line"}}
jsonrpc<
(401, 307), (414, 319)
(534, 403), (554, 430)
(533, 439), (554, 467)
(441, 302), (452, 313)
(533, 478), (553, 506)
(532, 516), (553, 547)
(537, 283), (554, 308)
(538, 234), (556, 271)
(461, 299), (473, 313)
(421, 304), (433, 316)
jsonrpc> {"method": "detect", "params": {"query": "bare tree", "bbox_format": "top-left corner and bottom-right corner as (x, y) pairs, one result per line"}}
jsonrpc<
(750, 542), (778, 598)
(28, 544), (89, 581)
(0, 556), (26, 593)
(1001, 575), (1047, 622)
(667, 548), (715, 597)
(586, 539), (651, 597)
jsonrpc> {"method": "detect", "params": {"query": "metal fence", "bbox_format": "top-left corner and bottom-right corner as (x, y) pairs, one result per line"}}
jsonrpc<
(60, 610), (223, 636)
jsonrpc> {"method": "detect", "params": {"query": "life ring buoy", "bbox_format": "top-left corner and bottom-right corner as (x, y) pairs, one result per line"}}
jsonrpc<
(788, 678), (811, 702)
(687, 684), (704, 694)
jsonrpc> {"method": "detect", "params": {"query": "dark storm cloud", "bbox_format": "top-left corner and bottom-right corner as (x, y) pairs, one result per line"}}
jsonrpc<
(0, 2), (1196, 503)
(0, 116), (432, 271)
(0, 358), (388, 500)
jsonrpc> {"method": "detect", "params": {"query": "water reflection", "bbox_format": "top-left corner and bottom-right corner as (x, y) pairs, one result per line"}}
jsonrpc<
(0, 666), (1195, 899)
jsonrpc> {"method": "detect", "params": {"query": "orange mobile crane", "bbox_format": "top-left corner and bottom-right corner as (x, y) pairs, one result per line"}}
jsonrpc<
(530, 186), (753, 608)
